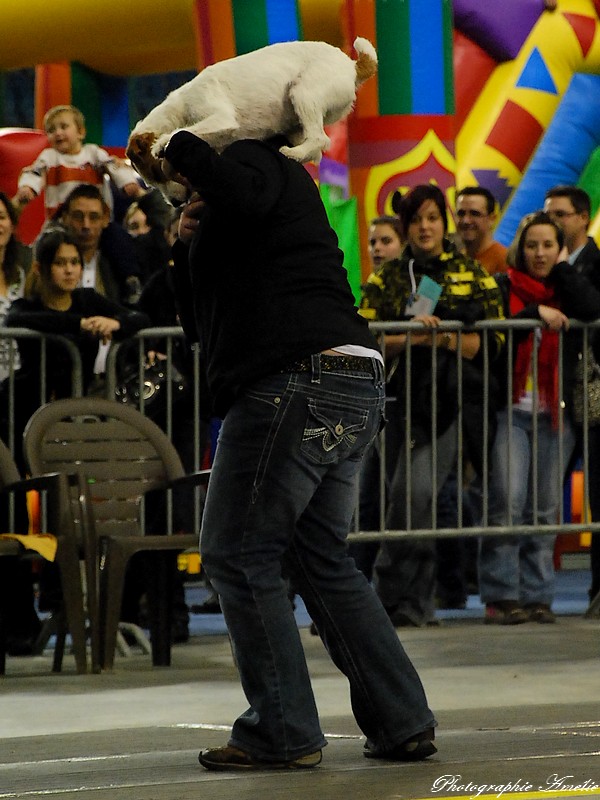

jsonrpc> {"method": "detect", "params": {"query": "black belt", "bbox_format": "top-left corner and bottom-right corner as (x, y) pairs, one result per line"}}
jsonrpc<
(281, 353), (378, 375)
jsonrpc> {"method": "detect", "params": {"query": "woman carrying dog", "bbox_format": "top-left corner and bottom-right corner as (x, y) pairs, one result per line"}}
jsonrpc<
(164, 130), (436, 771)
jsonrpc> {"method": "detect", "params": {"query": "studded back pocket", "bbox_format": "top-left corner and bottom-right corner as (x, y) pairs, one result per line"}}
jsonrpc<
(300, 398), (369, 465)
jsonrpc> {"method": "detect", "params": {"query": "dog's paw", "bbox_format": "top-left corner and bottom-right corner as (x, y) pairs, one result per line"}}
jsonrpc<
(126, 132), (168, 185)
(279, 143), (324, 164)
(126, 132), (156, 167)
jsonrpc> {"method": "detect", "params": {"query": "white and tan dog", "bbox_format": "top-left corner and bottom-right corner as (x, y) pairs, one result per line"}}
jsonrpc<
(126, 37), (377, 203)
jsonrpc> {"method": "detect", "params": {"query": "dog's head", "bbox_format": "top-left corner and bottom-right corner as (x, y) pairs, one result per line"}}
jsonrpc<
(126, 132), (189, 205)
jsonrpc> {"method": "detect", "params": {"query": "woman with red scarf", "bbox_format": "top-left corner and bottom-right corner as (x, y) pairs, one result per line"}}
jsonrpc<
(479, 212), (600, 625)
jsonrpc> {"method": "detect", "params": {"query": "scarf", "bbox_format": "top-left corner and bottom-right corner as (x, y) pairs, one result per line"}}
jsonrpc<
(508, 268), (560, 426)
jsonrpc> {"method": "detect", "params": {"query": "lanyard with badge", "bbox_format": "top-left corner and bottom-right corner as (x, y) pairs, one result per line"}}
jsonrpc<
(386, 260), (443, 385)
(404, 259), (443, 316)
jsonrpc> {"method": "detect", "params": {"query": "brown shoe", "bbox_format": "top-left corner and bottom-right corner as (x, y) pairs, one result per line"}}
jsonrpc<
(484, 601), (528, 625)
(524, 603), (556, 624)
(198, 744), (322, 771)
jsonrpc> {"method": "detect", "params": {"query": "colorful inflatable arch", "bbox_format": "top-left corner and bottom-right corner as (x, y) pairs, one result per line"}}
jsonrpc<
(454, 0), (600, 245)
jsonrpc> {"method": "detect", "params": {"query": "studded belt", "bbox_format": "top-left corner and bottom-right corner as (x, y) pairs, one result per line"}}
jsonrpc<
(280, 353), (378, 375)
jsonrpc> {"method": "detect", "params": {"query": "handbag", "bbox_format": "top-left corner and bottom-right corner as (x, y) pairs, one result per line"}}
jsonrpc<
(115, 360), (188, 420)
(572, 344), (600, 427)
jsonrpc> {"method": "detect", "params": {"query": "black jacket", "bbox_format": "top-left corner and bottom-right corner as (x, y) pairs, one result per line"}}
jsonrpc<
(166, 132), (377, 417)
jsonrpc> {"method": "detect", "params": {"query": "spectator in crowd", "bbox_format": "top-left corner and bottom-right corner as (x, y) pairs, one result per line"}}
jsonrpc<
(123, 190), (172, 282)
(164, 130), (436, 771)
(544, 186), (600, 611)
(1, 227), (148, 469)
(359, 183), (504, 627)
(367, 215), (404, 272)
(456, 186), (508, 275)
(12, 104), (142, 219)
(353, 214), (404, 579)
(479, 211), (600, 624)
(58, 184), (142, 306)
(117, 208), (213, 639)
(0, 191), (27, 383)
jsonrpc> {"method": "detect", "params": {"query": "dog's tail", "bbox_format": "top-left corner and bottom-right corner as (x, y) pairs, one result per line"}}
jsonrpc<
(353, 37), (378, 86)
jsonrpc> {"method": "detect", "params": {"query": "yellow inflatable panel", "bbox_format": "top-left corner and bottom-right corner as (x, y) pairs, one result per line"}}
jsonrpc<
(0, 0), (343, 76)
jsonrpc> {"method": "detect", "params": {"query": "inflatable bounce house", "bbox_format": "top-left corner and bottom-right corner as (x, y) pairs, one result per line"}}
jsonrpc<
(1, 0), (600, 298)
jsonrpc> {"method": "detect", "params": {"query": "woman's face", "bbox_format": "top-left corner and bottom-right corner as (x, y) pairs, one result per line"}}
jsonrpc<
(406, 199), (445, 259)
(522, 224), (560, 280)
(48, 243), (82, 293)
(0, 199), (15, 252)
(368, 223), (402, 269)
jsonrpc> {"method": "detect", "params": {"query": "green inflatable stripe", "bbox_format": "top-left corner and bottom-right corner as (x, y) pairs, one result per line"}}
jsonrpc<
(233, 0), (269, 55)
(320, 184), (362, 304)
(71, 62), (103, 145)
(376, 0), (412, 115)
(578, 146), (600, 219)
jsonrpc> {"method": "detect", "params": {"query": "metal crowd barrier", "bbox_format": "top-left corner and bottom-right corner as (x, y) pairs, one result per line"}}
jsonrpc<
(0, 328), (83, 454)
(2, 322), (600, 546)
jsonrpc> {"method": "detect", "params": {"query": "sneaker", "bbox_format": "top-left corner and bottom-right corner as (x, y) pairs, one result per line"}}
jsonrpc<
(484, 601), (528, 625)
(364, 728), (437, 762)
(198, 744), (322, 771)
(524, 603), (556, 624)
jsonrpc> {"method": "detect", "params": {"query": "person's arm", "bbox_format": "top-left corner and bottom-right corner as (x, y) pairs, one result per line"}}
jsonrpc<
(12, 149), (52, 207)
(77, 290), (150, 340)
(164, 131), (285, 216)
(5, 298), (82, 335)
(170, 235), (200, 344)
(93, 145), (143, 196)
(383, 319), (480, 360)
(548, 260), (600, 321)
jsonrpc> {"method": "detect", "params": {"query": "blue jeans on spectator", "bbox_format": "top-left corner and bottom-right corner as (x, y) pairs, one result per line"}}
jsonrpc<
(200, 356), (435, 762)
(479, 408), (576, 606)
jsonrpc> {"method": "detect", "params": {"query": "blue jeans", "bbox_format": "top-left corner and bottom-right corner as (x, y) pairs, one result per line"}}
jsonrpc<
(479, 408), (575, 606)
(200, 355), (435, 761)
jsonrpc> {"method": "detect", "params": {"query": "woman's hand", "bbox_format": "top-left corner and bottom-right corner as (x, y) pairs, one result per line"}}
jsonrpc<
(178, 194), (206, 244)
(408, 314), (443, 346)
(81, 316), (121, 343)
(538, 305), (569, 331)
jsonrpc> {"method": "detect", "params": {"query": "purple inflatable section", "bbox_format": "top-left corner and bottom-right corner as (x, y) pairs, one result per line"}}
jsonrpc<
(453, 0), (545, 61)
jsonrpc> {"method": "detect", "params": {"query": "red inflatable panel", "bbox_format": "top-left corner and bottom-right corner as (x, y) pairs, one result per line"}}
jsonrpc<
(0, 128), (46, 244)
(453, 31), (497, 130)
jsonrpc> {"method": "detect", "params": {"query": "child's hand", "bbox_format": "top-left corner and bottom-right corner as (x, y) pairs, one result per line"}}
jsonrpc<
(122, 182), (143, 198)
(13, 186), (35, 206)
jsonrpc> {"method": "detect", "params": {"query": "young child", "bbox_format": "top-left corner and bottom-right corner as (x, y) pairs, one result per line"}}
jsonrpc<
(13, 105), (143, 218)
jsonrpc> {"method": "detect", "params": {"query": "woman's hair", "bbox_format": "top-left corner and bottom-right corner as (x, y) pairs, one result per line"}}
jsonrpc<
(0, 190), (21, 286)
(513, 211), (564, 272)
(32, 227), (83, 292)
(396, 184), (448, 236)
(369, 215), (404, 243)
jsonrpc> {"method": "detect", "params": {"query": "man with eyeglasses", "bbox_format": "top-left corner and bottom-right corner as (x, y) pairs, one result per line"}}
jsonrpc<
(544, 186), (600, 273)
(544, 185), (600, 614)
(455, 186), (508, 275)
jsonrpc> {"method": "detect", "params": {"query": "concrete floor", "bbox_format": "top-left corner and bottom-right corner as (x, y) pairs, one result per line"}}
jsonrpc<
(1, 574), (599, 800)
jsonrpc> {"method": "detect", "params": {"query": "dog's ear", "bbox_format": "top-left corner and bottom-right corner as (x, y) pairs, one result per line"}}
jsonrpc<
(126, 132), (166, 184)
